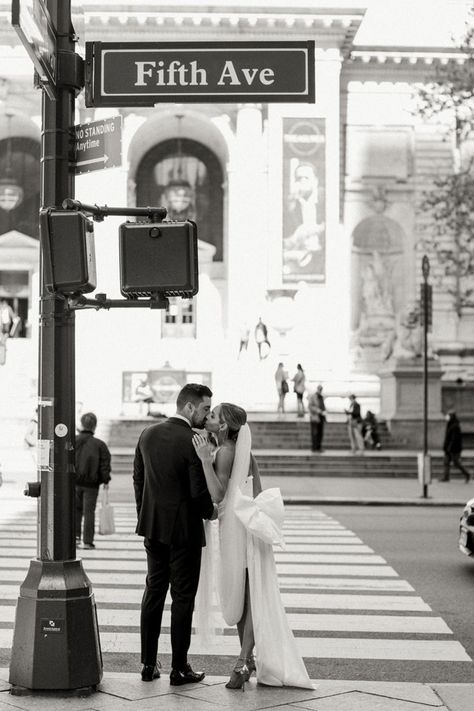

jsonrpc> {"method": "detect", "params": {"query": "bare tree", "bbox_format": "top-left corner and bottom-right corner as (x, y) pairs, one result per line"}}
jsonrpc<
(415, 12), (474, 314)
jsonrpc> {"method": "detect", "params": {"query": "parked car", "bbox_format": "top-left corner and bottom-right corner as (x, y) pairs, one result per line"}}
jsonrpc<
(459, 498), (474, 556)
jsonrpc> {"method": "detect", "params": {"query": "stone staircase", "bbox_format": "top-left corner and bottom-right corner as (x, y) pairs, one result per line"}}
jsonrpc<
(104, 416), (399, 450)
(107, 415), (474, 479)
(110, 446), (474, 479)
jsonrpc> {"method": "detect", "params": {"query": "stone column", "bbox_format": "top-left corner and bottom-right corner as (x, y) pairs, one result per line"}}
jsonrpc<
(226, 104), (265, 339)
(379, 357), (445, 448)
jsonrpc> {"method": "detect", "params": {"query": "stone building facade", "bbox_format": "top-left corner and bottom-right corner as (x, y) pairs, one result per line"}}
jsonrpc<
(0, 1), (472, 421)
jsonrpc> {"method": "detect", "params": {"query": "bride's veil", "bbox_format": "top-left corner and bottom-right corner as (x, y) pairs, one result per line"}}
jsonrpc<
(218, 422), (251, 626)
(194, 422), (251, 646)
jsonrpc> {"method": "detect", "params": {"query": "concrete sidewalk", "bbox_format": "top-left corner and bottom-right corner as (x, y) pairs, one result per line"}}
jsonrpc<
(266, 474), (474, 507)
(1, 669), (473, 711)
(1, 446), (473, 507)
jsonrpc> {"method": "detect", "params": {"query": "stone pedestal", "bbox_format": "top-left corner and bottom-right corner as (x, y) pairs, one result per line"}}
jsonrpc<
(379, 357), (445, 448)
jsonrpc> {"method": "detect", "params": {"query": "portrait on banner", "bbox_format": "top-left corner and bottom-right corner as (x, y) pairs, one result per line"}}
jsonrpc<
(282, 118), (326, 283)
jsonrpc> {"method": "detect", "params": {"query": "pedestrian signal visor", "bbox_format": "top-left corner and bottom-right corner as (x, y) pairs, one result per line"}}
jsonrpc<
(40, 209), (97, 295)
(119, 220), (198, 299)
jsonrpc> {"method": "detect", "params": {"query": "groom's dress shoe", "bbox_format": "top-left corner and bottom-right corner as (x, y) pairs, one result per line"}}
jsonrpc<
(141, 663), (161, 681)
(170, 664), (205, 686)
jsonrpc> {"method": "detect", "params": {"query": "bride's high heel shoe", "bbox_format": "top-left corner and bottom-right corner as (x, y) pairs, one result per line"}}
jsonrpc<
(225, 658), (249, 692)
(246, 655), (256, 677)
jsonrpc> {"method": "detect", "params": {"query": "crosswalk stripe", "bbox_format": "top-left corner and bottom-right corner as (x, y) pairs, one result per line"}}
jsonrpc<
(0, 578), (428, 609)
(0, 535), (367, 548)
(0, 568), (417, 593)
(0, 549), (388, 564)
(0, 606), (449, 634)
(0, 629), (467, 661)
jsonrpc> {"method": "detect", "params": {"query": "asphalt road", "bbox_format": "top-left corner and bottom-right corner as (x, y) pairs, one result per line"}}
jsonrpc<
(313, 505), (474, 682)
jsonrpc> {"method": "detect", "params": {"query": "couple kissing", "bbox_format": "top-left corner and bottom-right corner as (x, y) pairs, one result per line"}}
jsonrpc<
(133, 383), (313, 691)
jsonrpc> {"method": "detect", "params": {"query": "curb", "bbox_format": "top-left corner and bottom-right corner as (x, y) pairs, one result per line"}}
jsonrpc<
(284, 497), (466, 507)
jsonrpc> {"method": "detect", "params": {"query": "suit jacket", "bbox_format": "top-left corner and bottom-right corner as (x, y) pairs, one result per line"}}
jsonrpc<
(133, 417), (214, 546)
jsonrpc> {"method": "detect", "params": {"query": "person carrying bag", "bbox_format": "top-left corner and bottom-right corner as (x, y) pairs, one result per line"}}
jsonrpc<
(75, 412), (112, 549)
(99, 485), (115, 535)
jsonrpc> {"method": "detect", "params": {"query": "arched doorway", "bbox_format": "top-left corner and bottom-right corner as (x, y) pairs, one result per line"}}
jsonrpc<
(0, 136), (40, 239)
(135, 138), (224, 261)
(0, 136), (40, 338)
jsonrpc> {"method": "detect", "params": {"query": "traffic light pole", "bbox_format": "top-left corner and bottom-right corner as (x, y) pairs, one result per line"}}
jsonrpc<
(9, 0), (102, 692)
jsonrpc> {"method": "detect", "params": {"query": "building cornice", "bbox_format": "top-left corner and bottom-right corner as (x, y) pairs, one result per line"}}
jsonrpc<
(0, 3), (364, 56)
(350, 45), (467, 66)
(341, 44), (468, 83)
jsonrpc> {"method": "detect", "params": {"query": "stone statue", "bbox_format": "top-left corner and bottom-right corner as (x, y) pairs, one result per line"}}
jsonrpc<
(382, 304), (424, 361)
(361, 251), (394, 317)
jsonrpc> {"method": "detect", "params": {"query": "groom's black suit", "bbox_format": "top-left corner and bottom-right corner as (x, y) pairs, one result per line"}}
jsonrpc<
(133, 417), (214, 670)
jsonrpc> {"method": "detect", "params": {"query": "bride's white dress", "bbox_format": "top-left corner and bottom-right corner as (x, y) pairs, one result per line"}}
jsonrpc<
(195, 423), (313, 689)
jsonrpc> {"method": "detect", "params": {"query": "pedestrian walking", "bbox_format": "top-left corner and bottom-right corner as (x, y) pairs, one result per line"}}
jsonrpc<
(238, 323), (250, 358)
(345, 394), (364, 454)
(75, 412), (112, 549)
(308, 384), (326, 451)
(254, 317), (270, 360)
(292, 364), (306, 417)
(440, 410), (471, 483)
(275, 362), (289, 414)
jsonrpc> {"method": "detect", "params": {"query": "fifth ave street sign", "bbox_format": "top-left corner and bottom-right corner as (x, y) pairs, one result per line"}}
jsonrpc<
(85, 41), (315, 107)
(72, 116), (122, 175)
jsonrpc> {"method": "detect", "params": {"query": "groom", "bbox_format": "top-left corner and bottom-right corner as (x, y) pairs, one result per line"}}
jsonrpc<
(133, 383), (215, 684)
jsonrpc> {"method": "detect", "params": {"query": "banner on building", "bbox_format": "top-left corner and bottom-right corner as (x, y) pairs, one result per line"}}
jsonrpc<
(282, 117), (326, 284)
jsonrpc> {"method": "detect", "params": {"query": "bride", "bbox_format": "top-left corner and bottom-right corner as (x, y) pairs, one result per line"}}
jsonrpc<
(192, 402), (313, 691)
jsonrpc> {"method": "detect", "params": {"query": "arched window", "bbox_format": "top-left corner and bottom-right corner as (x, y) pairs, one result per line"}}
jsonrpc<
(0, 137), (40, 238)
(135, 138), (223, 261)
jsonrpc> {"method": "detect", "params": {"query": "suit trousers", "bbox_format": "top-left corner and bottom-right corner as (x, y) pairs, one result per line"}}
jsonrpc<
(310, 420), (325, 451)
(141, 538), (202, 670)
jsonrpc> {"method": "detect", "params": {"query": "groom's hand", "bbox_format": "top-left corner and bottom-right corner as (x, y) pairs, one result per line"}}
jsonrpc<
(210, 503), (219, 521)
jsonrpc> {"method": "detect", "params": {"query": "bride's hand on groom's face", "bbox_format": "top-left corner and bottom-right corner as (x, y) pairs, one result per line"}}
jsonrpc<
(192, 433), (213, 463)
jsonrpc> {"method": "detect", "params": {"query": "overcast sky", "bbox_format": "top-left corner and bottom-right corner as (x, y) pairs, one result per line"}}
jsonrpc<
(354, 0), (472, 47)
(81, 0), (473, 49)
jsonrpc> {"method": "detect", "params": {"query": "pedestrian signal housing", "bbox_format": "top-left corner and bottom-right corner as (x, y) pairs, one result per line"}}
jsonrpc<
(40, 209), (97, 295)
(119, 220), (198, 298)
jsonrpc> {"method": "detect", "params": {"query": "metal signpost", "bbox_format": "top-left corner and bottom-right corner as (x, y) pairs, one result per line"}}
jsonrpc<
(85, 41), (315, 106)
(9, 0), (102, 693)
(73, 116), (122, 174)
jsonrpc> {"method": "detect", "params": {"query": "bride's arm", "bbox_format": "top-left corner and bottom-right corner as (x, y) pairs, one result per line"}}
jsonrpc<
(192, 434), (230, 502)
(250, 453), (263, 497)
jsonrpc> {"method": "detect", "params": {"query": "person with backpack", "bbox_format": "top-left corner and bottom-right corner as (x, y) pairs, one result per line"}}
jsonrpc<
(75, 412), (112, 549)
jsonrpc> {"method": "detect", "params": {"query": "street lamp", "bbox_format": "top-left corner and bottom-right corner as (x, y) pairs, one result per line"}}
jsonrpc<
(163, 114), (194, 218)
(419, 255), (432, 498)
(0, 112), (23, 212)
